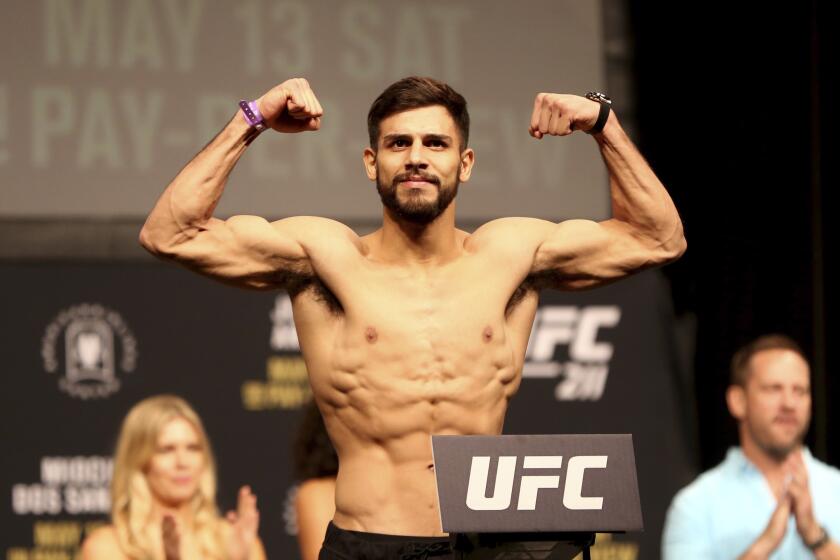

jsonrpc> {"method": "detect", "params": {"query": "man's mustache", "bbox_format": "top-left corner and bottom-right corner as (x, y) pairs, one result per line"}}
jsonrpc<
(393, 171), (441, 186)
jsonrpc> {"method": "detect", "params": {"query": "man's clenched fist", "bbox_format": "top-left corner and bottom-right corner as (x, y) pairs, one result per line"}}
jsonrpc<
(256, 78), (323, 133)
(529, 93), (603, 138)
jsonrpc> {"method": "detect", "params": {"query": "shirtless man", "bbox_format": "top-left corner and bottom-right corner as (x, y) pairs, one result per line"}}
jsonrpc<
(140, 76), (686, 558)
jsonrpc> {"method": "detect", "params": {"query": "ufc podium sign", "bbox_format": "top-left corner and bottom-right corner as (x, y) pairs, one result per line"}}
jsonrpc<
(432, 434), (642, 533)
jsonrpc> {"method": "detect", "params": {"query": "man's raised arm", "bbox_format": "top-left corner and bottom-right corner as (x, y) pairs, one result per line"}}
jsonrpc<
(472, 93), (685, 292)
(139, 78), (347, 290)
(528, 93), (686, 289)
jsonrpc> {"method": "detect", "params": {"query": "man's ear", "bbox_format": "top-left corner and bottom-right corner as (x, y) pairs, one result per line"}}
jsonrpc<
(726, 385), (747, 420)
(363, 147), (377, 181)
(459, 148), (475, 182)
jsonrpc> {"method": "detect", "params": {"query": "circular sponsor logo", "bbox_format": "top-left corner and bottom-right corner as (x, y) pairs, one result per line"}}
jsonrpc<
(41, 303), (138, 400)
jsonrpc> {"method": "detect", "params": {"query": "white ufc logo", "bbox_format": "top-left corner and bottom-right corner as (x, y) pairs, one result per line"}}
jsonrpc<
(465, 455), (608, 511)
(523, 305), (621, 400)
(526, 306), (621, 364)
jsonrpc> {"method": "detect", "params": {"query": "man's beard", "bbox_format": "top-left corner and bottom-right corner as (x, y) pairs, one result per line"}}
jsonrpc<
(749, 420), (808, 461)
(377, 169), (459, 225)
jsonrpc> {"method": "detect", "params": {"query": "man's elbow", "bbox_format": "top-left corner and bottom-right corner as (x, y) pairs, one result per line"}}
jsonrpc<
(642, 224), (686, 267)
(659, 227), (687, 264)
(138, 225), (174, 258)
(668, 232), (688, 260)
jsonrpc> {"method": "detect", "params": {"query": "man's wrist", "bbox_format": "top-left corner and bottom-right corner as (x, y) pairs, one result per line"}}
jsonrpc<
(804, 525), (830, 551)
(584, 91), (611, 134)
(802, 520), (823, 543)
(591, 109), (623, 147)
(239, 99), (267, 133)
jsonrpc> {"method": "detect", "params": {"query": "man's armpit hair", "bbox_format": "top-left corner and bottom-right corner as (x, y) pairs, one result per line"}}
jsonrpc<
(524, 268), (611, 293)
(505, 278), (537, 316)
(290, 276), (344, 316)
(269, 264), (313, 293)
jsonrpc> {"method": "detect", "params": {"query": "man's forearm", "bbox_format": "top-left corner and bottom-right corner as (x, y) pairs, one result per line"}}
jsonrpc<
(738, 538), (775, 560)
(594, 113), (685, 256)
(807, 525), (840, 560)
(139, 113), (256, 254)
(814, 541), (840, 560)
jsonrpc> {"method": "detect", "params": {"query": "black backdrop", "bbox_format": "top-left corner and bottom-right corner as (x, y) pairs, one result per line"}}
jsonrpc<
(629, 0), (837, 470)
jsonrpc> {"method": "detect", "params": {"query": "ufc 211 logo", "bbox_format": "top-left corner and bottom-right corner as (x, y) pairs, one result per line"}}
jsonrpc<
(524, 305), (621, 401)
(466, 455), (608, 511)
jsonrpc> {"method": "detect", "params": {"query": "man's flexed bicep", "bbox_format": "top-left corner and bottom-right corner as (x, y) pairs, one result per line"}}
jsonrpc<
(473, 217), (675, 292)
(144, 215), (355, 291)
(139, 77), (329, 289)
(520, 89), (686, 289)
(532, 218), (678, 290)
(153, 215), (308, 290)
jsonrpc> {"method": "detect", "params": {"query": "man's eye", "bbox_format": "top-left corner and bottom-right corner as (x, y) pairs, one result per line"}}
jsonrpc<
(394, 139), (409, 147)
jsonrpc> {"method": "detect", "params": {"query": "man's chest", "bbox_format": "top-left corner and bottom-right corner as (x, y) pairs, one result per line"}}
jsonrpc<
(293, 257), (538, 352)
(317, 253), (527, 315)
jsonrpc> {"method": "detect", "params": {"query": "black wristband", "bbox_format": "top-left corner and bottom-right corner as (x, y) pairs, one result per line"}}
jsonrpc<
(587, 100), (611, 135)
(806, 526), (830, 551)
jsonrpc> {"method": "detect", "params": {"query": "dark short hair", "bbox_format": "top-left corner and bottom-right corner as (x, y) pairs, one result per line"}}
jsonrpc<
(730, 334), (807, 387)
(367, 76), (470, 151)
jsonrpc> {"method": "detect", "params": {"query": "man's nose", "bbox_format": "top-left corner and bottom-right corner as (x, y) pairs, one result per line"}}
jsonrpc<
(406, 143), (427, 168)
(781, 389), (798, 409)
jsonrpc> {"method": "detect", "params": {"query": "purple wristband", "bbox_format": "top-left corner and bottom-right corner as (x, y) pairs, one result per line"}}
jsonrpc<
(239, 99), (266, 132)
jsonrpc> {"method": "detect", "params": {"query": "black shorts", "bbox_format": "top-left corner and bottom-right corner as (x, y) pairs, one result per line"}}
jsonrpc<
(319, 521), (455, 560)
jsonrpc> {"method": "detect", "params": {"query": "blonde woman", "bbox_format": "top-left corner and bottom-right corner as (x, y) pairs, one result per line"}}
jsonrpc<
(81, 395), (266, 560)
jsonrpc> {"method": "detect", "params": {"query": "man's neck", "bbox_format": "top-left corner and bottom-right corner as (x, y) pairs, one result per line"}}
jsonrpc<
(740, 435), (803, 498)
(376, 205), (462, 265)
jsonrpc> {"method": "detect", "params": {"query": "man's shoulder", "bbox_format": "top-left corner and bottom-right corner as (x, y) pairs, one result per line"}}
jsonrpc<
(272, 216), (363, 250)
(671, 453), (742, 509)
(808, 453), (840, 486)
(466, 217), (555, 253)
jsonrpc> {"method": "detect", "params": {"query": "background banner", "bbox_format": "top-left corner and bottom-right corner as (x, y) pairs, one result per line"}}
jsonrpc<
(0, 0), (608, 222)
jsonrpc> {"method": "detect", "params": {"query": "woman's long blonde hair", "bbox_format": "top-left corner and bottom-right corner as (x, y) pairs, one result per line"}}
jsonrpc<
(111, 395), (226, 560)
